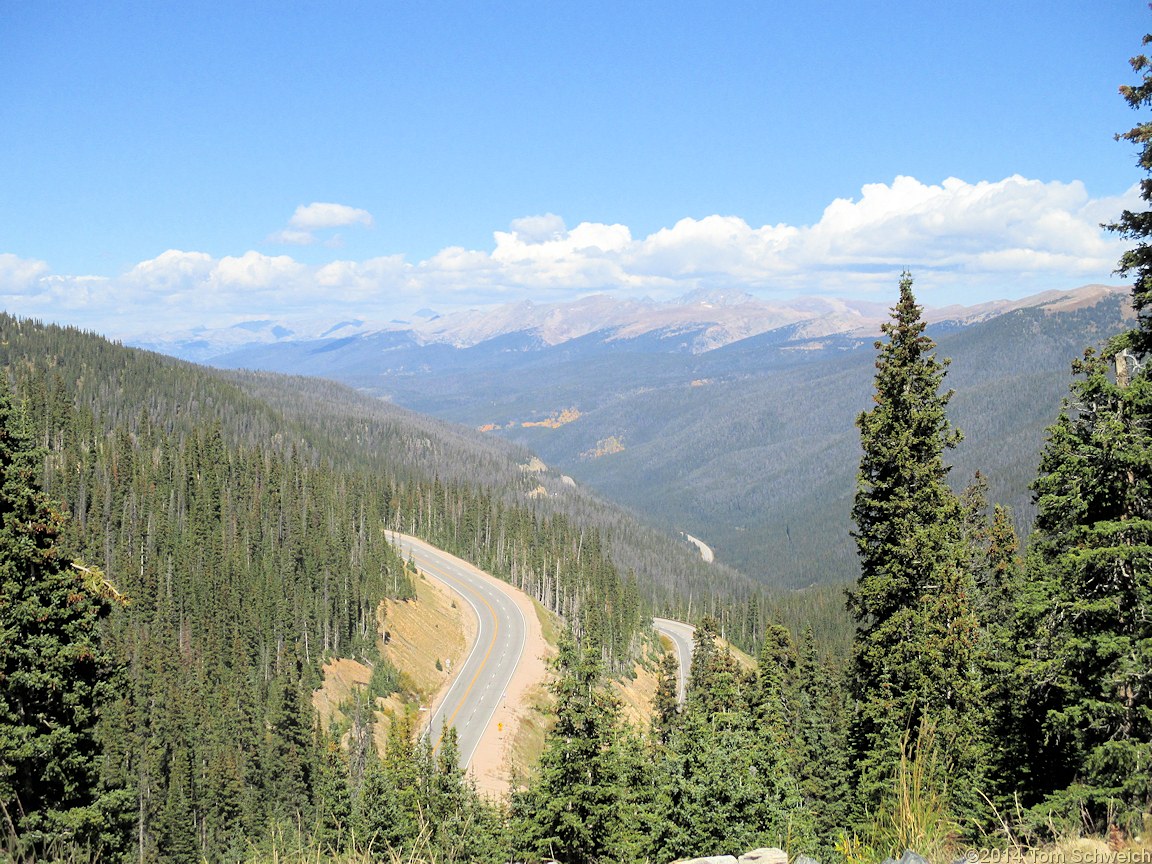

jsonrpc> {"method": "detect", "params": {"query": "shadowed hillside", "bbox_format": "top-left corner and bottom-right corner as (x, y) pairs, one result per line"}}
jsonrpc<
(211, 287), (1132, 587)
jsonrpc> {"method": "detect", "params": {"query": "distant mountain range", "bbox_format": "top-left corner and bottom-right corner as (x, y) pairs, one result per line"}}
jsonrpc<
(140, 283), (1133, 588)
(133, 284), (1125, 363)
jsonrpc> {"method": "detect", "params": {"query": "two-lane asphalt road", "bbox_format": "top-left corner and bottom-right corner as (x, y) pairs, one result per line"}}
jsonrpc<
(652, 617), (695, 704)
(390, 533), (528, 770)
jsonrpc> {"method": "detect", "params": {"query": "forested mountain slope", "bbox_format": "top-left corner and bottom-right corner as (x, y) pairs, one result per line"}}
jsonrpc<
(25, 311), (846, 632)
(3, 318), (418, 859)
(209, 286), (1131, 587)
(0, 315), (656, 859)
(560, 290), (1133, 586)
(211, 358), (853, 651)
(211, 367), (766, 613)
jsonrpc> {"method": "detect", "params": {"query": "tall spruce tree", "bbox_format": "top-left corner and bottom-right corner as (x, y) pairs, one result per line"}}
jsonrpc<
(847, 273), (986, 830)
(0, 378), (128, 854)
(1016, 349), (1152, 831)
(1006, 21), (1152, 834)
(513, 637), (629, 864)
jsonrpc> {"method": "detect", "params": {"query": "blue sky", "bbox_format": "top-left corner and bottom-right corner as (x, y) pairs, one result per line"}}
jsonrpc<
(1, 1), (1148, 339)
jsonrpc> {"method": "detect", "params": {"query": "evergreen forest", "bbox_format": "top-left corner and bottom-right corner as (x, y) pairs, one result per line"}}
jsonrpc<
(4, 18), (1152, 864)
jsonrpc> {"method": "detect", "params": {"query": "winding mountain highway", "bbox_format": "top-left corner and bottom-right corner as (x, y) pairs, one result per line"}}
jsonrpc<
(653, 617), (695, 703)
(390, 534), (529, 770)
(386, 532), (696, 778)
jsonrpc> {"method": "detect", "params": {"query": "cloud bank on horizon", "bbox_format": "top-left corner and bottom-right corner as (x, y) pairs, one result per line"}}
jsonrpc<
(0, 174), (1136, 341)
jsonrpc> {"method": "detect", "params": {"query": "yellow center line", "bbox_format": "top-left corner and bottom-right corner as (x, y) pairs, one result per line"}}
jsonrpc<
(414, 553), (501, 750)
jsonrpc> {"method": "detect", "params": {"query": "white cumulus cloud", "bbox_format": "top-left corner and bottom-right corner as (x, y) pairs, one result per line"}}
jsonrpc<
(270, 202), (374, 245)
(0, 174), (1138, 340)
(289, 202), (374, 230)
(123, 250), (214, 292)
(211, 251), (307, 290)
(0, 253), (50, 289)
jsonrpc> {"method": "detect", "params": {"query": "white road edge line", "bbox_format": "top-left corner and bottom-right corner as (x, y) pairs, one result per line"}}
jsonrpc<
(390, 532), (486, 749)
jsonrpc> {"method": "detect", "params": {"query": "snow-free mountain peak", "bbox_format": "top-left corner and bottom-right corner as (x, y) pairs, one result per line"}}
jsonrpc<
(130, 283), (1129, 364)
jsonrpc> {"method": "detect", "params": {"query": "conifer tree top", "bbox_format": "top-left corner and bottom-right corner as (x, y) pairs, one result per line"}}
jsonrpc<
(1108, 30), (1152, 356)
(851, 272), (961, 628)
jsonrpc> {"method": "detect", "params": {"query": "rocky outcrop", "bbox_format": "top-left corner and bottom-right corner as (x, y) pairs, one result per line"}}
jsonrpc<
(675, 846), (789, 864)
(676, 847), (931, 864)
(881, 851), (929, 864)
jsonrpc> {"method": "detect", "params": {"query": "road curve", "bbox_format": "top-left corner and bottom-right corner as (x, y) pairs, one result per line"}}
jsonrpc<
(390, 533), (528, 770)
(652, 617), (695, 703)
